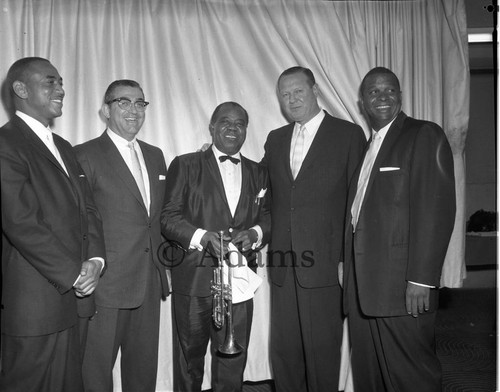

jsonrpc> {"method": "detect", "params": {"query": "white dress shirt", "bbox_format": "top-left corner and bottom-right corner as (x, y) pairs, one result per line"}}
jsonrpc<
(289, 109), (325, 171)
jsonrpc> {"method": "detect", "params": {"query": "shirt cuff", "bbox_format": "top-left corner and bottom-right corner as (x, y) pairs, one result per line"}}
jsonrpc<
(250, 225), (263, 250)
(190, 228), (207, 251)
(73, 257), (105, 286)
(408, 280), (435, 288)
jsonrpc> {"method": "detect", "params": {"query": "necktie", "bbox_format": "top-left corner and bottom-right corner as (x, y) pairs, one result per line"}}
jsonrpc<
(351, 132), (382, 229)
(219, 155), (240, 164)
(46, 132), (68, 175)
(291, 125), (305, 179)
(128, 141), (147, 205)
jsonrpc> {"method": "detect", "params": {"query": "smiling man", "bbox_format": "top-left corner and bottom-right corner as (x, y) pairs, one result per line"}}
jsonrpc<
(0, 57), (105, 392)
(261, 66), (366, 392)
(74, 80), (170, 392)
(343, 67), (456, 391)
(161, 101), (271, 392)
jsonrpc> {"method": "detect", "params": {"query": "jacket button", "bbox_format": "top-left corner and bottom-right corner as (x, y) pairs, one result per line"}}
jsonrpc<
(145, 248), (150, 253)
(83, 234), (88, 240)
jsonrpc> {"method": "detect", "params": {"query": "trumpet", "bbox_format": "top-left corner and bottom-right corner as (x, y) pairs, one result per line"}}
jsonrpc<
(210, 230), (243, 355)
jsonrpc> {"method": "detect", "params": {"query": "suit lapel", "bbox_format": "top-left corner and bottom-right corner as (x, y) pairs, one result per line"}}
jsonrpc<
(16, 117), (68, 178)
(232, 155), (251, 222)
(203, 148), (232, 214)
(99, 133), (148, 213)
(362, 112), (406, 205)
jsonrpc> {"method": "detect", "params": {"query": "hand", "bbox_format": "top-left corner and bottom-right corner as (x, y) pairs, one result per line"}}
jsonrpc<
(232, 229), (258, 252)
(200, 231), (231, 259)
(197, 143), (211, 152)
(74, 258), (103, 297)
(338, 262), (344, 288)
(405, 282), (430, 317)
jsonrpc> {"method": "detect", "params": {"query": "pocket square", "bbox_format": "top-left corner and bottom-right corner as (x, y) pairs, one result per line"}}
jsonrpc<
(380, 167), (400, 172)
(79, 174), (86, 178)
(159, 175), (166, 180)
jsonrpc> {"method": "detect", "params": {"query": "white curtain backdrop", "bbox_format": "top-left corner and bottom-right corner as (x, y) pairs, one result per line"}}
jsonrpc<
(0, 1), (469, 391)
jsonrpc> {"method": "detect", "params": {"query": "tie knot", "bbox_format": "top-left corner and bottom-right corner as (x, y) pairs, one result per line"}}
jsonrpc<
(128, 141), (135, 149)
(219, 155), (240, 165)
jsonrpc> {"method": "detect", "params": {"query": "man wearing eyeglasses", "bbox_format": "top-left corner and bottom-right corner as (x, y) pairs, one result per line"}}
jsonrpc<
(75, 79), (170, 392)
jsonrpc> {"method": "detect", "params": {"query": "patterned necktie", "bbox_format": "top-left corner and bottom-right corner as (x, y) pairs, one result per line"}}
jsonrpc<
(128, 141), (147, 205)
(351, 132), (382, 229)
(291, 124), (305, 179)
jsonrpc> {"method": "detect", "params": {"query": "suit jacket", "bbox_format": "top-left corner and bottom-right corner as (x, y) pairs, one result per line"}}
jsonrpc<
(75, 131), (169, 308)
(161, 147), (271, 297)
(0, 115), (105, 336)
(263, 111), (366, 289)
(343, 112), (456, 317)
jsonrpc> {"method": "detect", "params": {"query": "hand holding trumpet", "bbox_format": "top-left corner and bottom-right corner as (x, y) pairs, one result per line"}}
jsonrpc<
(201, 231), (231, 258)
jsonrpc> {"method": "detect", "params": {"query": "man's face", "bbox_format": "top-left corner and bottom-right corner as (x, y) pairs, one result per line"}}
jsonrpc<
(21, 60), (65, 126)
(103, 85), (146, 141)
(361, 73), (402, 131)
(277, 72), (320, 125)
(209, 105), (247, 155)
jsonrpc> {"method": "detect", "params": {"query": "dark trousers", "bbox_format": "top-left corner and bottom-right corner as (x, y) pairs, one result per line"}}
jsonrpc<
(347, 265), (442, 392)
(270, 268), (343, 392)
(81, 274), (161, 392)
(172, 293), (253, 392)
(0, 325), (83, 392)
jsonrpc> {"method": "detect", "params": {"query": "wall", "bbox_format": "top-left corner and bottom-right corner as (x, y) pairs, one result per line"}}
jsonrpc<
(466, 70), (496, 221)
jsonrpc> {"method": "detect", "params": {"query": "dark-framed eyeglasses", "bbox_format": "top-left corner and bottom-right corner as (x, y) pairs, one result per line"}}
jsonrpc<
(107, 98), (150, 112)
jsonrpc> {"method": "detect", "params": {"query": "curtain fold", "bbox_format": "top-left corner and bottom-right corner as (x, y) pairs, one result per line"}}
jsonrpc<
(0, 1), (469, 390)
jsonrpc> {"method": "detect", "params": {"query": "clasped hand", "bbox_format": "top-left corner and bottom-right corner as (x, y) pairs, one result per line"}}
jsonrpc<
(201, 229), (257, 259)
(74, 258), (103, 297)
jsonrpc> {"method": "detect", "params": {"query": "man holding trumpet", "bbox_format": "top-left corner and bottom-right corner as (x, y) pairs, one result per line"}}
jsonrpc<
(161, 101), (271, 392)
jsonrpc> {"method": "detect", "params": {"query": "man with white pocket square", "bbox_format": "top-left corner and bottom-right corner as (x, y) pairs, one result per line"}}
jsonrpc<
(75, 79), (170, 392)
(342, 67), (456, 392)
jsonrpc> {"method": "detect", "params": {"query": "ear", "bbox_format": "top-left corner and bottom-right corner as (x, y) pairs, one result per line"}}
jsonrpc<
(12, 81), (28, 99)
(208, 123), (214, 137)
(101, 103), (111, 119)
(312, 83), (319, 97)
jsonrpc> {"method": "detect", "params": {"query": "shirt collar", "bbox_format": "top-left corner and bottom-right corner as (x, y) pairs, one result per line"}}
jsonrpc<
(211, 145), (241, 161)
(295, 110), (325, 135)
(16, 110), (53, 139)
(107, 128), (137, 148)
(372, 115), (397, 141)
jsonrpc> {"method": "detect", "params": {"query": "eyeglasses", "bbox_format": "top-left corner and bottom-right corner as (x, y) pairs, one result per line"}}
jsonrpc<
(108, 98), (150, 112)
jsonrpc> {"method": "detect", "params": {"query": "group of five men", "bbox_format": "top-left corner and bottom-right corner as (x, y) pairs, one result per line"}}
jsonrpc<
(0, 57), (455, 392)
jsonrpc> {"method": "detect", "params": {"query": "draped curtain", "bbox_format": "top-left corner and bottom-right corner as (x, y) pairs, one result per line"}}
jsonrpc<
(0, 0), (469, 390)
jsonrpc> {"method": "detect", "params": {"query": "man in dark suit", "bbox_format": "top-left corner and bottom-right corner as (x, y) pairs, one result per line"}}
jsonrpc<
(262, 66), (366, 392)
(0, 57), (105, 392)
(342, 67), (456, 391)
(75, 79), (170, 392)
(161, 101), (271, 392)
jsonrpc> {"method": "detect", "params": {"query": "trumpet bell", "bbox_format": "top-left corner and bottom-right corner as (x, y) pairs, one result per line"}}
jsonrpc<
(219, 337), (243, 355)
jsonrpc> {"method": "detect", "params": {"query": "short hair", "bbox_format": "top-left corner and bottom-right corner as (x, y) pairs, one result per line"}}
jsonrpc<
(5, 57), (51, 97)
(360, 67), (401, 95)
(104, 79), (144, 104)
(277, 66), (316, 88)
(210, 101), (249, 125)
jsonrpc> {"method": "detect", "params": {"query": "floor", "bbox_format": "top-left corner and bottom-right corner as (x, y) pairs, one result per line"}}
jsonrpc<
(206, 267), (497, 392)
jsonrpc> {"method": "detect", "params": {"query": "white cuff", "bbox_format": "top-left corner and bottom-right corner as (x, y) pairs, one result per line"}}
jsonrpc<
(190, 228), (207, 251)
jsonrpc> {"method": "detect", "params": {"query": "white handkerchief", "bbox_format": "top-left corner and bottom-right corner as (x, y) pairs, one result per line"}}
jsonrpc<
(379, 167), (400, 172)
(159, 174), (166, 180)
(79, 174), (86, 178)
(222, 243), (263, 304)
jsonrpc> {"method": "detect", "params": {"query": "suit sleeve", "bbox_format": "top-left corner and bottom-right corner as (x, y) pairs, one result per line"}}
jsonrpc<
(407, 124), (456, 286)
(161, 156), (198, 250)
(0, 142), (81, 293)
(75, 148), (106, 263)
